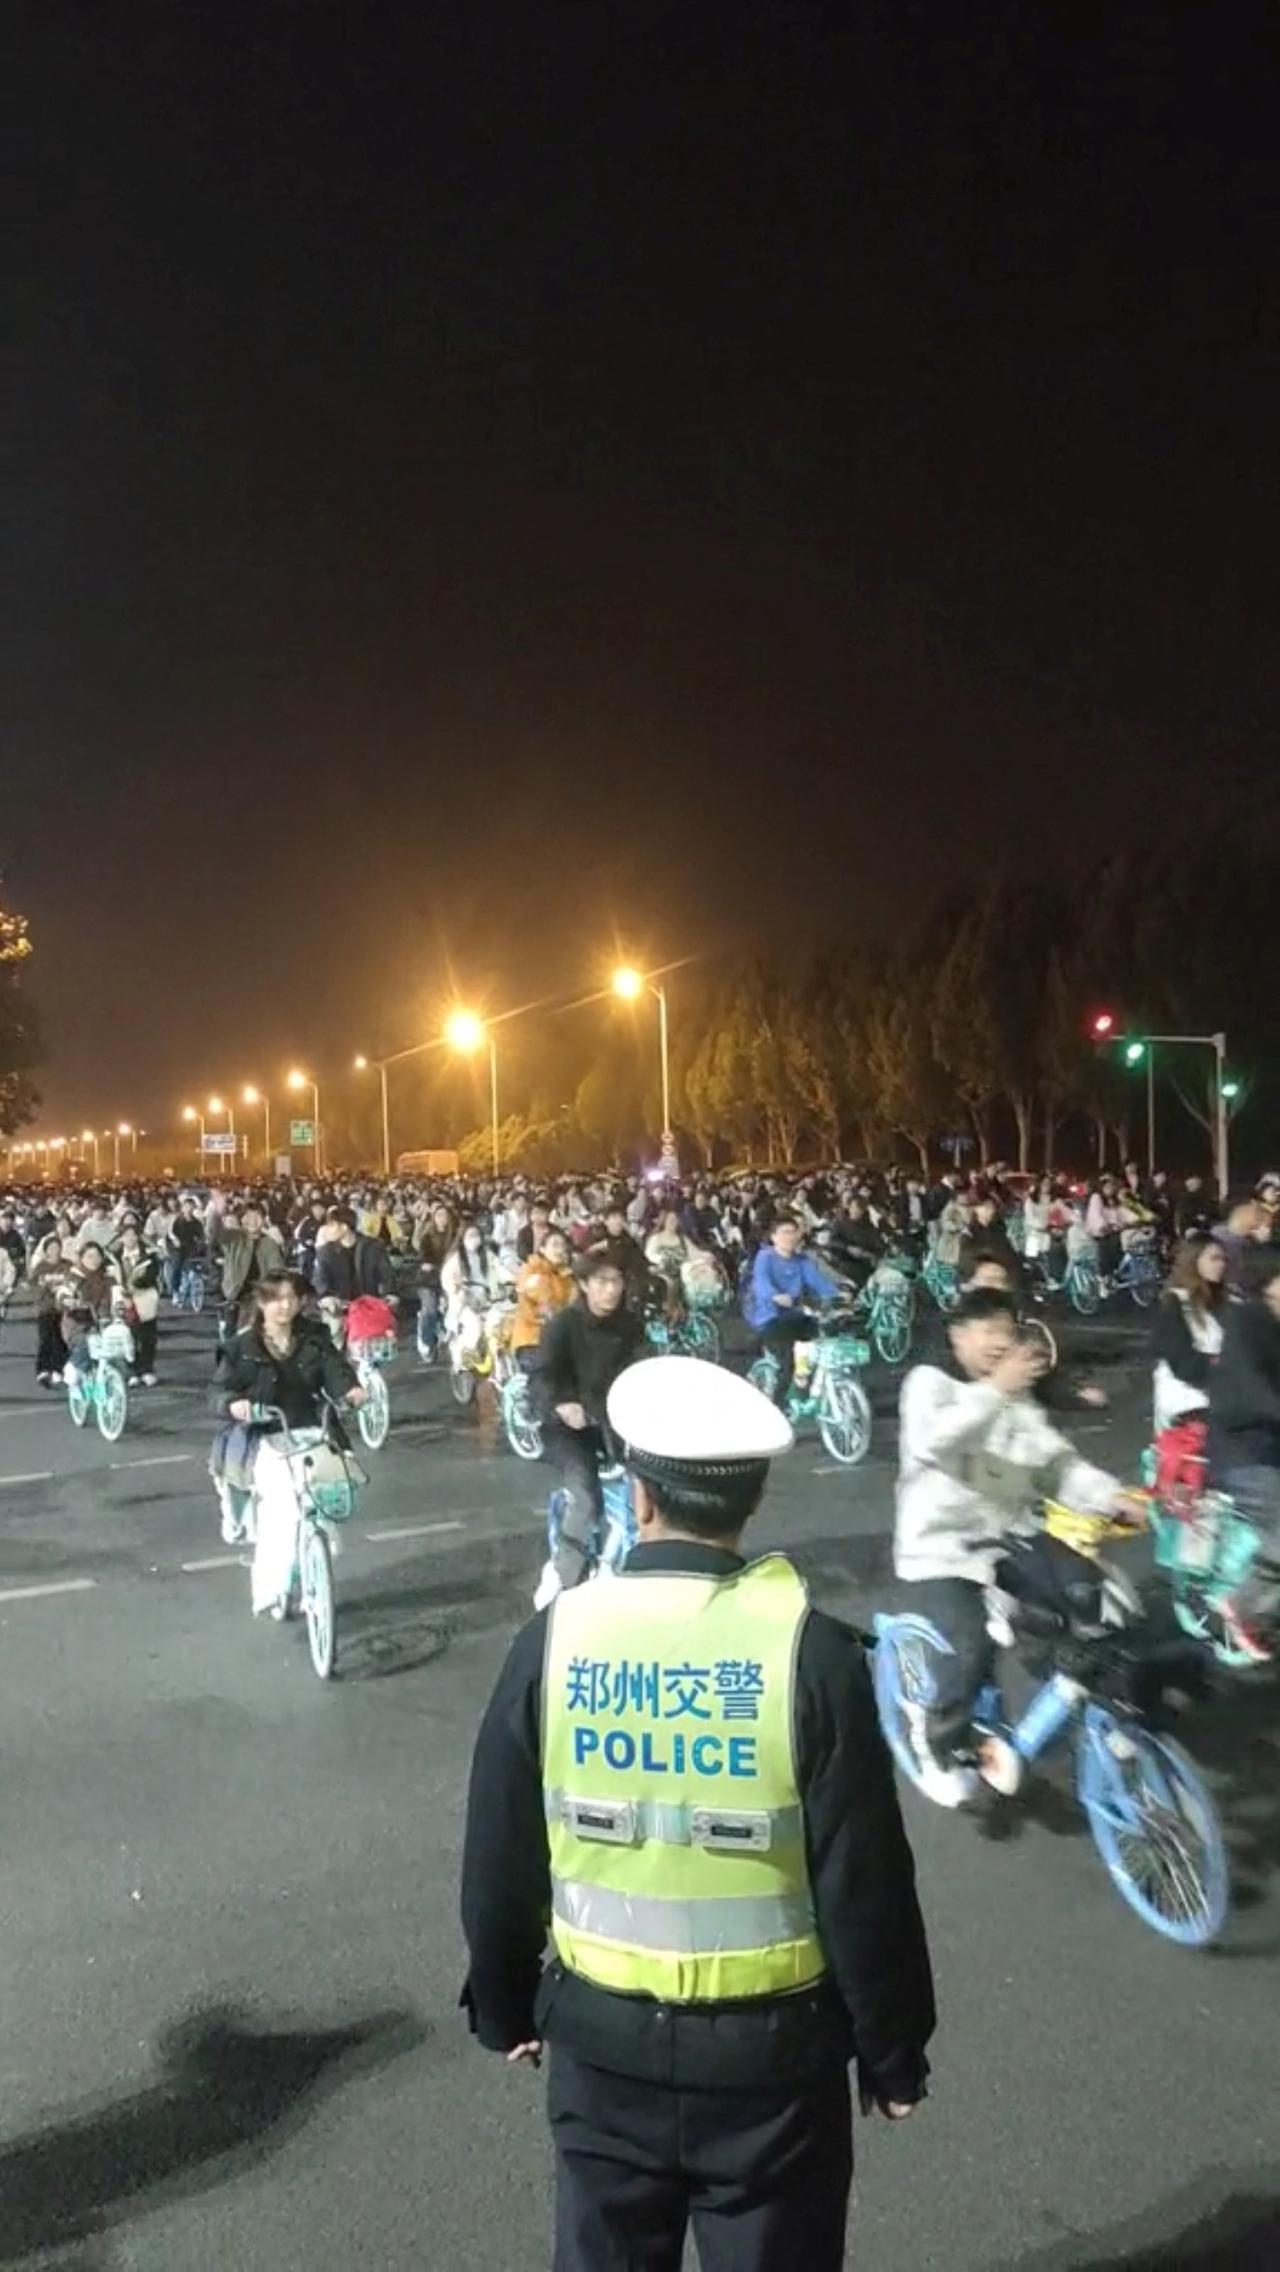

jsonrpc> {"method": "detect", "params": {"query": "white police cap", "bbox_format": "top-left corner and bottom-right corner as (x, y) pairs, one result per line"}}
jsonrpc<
(607, 1356), (793, 1479)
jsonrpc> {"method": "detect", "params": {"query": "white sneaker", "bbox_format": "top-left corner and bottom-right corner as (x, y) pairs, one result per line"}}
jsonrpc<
(50, 1370), (64, 1386)
(533, 1561), (561, 1611)
(916, 1759), (982, 1809)
(142, 1374), (158, 1388)
(220, 1510), (246, 1545)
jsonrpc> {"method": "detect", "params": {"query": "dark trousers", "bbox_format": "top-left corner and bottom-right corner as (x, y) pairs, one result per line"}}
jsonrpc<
(132, 1318), (158, 1376)
(548, 2050), (852, 2272)
(907, 1536), (1103, 1764)
(35, 1313), (64, 1377)
(759, 1314), (818, 1404)
(1222, 1466), (1280, 1632)
(544, 1420), (605, 1589)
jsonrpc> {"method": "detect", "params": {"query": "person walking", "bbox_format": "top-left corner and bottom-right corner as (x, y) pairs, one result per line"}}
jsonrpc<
(461, 1355), (935, 2270)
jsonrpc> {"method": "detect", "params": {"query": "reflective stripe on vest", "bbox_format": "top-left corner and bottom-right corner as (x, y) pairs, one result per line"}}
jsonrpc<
(541, 1554), (827, 2002)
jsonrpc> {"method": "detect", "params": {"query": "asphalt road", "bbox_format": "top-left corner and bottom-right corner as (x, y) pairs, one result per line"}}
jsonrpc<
(0, 1296), (1276, 2270)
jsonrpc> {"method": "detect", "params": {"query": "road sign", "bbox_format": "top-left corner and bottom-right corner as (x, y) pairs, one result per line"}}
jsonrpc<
(201, 1132), (237, 1156)
(290, 1119), (315, 1146)
(275, 1154), (293, 1179)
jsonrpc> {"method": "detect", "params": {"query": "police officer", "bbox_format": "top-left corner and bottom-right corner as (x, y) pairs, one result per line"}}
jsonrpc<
(460, 1356), (935, 2269)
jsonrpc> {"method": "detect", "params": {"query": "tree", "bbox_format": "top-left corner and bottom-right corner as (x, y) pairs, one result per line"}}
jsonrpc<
(0, 887), (41, 1136)
(929, 907), (1002, 1163)
(866, 983), (948, 1176)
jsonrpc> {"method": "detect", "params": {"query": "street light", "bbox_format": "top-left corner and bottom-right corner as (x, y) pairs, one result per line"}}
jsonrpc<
(613, 964), (673, 1147)
(354, 1055), (392, 1178)
(1092, 1023), (1232, 1194)
(82, 1128), (100, 1176)
(287, 1070), (322, 1174)
(243, 1085), (271, 1170)
(446, 1010), (499, 1175)
(208, 1094), (235, 1178)
(182, 1105), (206, 1171)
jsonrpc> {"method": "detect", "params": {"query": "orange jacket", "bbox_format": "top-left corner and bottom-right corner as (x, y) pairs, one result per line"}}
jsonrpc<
(511, 1255), (576, 1351)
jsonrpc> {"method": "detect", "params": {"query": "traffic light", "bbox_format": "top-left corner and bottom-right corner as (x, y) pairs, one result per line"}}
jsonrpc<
(1124, 1041), (1145, 1065)
(1222, 1079), (1240, 1101)
(1090, 1011), (1115, 1039)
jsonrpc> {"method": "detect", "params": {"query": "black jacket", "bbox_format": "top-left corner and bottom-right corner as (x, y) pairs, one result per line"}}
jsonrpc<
(215, 1316), (357, 1431)
(1152, 1292), (1220, 1400)
(313, 1235), (393, 1302)
(1209, 1298), (1280, 1476)
(535, 1300), (645, 1426)
(460, 1540), (936, 2103)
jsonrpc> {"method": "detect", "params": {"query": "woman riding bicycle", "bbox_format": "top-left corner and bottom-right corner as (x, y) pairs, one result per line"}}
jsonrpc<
(58, 1241), (123, 1383)
(216, 1272), (366, 1618)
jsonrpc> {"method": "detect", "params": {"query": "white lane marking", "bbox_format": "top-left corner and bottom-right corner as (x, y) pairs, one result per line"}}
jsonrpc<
(0, 1578), (97, 1604)
(180, 1554), (248, 1573)
(0, 1407), (57, 1419)
(109, 1453), (195, 1471)
(365, 1521), (464, 1542)
(0, 1471), (54, 1487)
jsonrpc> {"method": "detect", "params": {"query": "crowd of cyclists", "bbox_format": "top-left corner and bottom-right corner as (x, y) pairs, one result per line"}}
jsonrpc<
(3, 1150), (1280, 1665)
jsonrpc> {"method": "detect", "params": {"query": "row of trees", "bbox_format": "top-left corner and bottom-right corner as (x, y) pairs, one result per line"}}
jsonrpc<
(331, 831), (1271, 1181)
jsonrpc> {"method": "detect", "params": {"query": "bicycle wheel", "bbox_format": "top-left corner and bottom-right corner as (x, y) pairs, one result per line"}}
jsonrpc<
(747, 1352), (781, 1402)
(190, 1272), (206, 1314)
(358, 1368), (390, 1450)
(1068, 1262), (1101, 1316)
(1077, 1715), (1228, 1947)
(1129, 1260), (1160, 1311)
(929, 1263), (960, 1314)
(680, 1310), (721, 1363)
(1021, 1317), (1059, 1371)
(873, 1294), (913, 1367)
(97, 1364), (128, 1444)
(449, 1361), (477, 1407)
(871, 1615), (955, 1792)
(67, 1377), (90, 1428)
(300, 1522), (336, 1680)
(416, 1312), (439, 1364)
(818, 1375), (872, 1466)
(503, 1378), (543, 1461)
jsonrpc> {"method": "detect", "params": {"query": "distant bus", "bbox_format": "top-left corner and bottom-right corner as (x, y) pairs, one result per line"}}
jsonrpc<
(395, 1149), (460, 1176)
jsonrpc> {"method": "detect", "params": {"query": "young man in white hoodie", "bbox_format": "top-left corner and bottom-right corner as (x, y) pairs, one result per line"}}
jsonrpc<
(895, 1287), (1133, 1805)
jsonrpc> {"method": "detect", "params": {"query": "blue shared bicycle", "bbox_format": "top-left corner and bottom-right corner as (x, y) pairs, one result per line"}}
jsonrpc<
(873, 1503), (1229, 1948)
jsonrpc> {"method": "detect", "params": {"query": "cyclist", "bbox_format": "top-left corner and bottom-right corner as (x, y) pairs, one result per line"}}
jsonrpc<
(741, 1212), (839, 1406)
(532, 1255), (645, 1604)
(510, 1226), (577, 1366)
(218, 1271), (366, 1617)
(217, 1201), (286, 1342)
(312, 1210), (396, 1303)
(1206, 1245), (1280, 1659)
(166, 1193), (207, 1298)
(894, 1286), (1137, 1805)
(1152, 1237), (1227, 1501)
(58, 1241), (123, 1384)
(953, 1253), (1107, 1414)
(441, 1222), (506, 1338)
(115, 1218), (163, 1387)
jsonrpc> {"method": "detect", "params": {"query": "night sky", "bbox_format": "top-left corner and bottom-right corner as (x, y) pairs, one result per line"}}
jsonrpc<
(9, 3), (1276, 1129)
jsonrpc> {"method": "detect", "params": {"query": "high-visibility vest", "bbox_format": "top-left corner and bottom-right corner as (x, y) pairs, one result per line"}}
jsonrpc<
(542, 1554), (827, 2003)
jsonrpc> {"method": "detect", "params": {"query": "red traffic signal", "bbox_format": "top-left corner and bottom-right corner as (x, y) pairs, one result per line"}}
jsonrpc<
(1090, 1011), (1115, 1039)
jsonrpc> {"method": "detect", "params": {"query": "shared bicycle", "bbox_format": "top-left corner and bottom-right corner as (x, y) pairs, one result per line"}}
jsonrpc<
(67, 1320), (133, 1444)
(873, 1503), (1229, 1947)
(748, 1306), (873, 1465)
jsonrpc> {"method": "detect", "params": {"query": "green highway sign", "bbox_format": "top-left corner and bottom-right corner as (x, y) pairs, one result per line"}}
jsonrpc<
(290, 1119), (315, 1146)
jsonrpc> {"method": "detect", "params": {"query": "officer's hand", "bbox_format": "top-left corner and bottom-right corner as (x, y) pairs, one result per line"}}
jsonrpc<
(881, 2101), (917, 2120)
(506, 2039), (543, 2068)
(556, 1401), (587, 1431)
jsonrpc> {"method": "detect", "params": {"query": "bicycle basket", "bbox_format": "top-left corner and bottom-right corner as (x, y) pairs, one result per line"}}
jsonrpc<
(352, 1333), (397, 1368)
(826, 1333), (871, 1368)
(300, 1445), (362, 1520)
(91, 1321), (135, 1364)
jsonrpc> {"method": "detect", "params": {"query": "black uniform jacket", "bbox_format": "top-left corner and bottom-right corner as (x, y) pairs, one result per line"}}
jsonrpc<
(460, 1540), (936, 2103)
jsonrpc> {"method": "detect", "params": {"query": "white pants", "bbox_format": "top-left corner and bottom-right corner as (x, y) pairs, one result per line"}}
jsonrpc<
(250, 1435), (313, 1614)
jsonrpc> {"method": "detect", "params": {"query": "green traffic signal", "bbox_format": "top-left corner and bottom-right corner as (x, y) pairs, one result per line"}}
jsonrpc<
(1124, 1041), (1145, 1065)
(1222, 1079), (1240, 1101)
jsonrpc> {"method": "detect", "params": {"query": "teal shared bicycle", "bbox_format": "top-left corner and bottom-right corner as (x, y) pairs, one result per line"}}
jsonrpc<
(747, 1307), (872, 1465)
(856, 1254), (916, 1365)
(67, 1320), (134, 1444)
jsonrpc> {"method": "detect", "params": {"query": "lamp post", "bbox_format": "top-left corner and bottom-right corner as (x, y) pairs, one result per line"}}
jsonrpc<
(81, 1128), (99, 1176)
(208, 1095), (235, 1178)
(1097, 1026), (1233, 1196)
(354, 1056), (391, 1178)
(243, 1086), (271, 1171)
(446, 1011), (499, 1176)
(287, 1071), (322, 1174)
(613, 965), (672, 1144)
(182, 1106), (205, 1172)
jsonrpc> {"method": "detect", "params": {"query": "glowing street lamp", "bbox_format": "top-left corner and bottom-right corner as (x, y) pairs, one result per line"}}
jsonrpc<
(354, 1055), (392, 1178)
(243, 1085), (271, 1167)
(287, 1070), (322, 1173)
(613, 964), (673, 1145)
(446, 1011), (499, 1175)
(181, 1104), (206, 1170)
(82, 1127), (100, 1177)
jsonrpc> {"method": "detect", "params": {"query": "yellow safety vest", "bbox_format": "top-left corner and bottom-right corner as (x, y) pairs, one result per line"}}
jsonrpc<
(542, 1554), (827, 2003)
